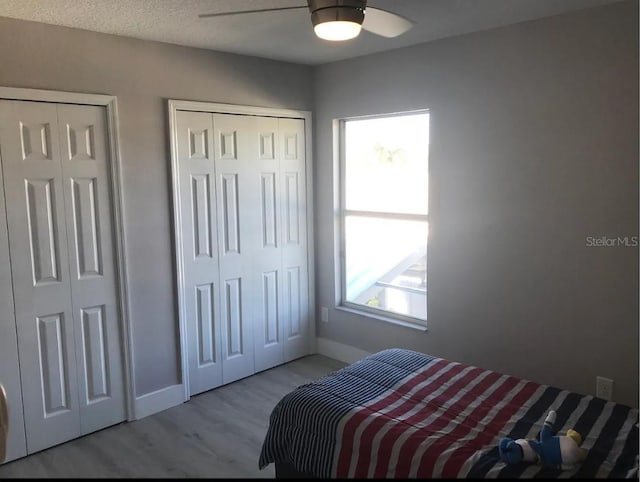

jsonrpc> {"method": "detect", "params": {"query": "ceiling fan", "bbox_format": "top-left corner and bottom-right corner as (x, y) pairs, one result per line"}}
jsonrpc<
(198, 0), (414, 42)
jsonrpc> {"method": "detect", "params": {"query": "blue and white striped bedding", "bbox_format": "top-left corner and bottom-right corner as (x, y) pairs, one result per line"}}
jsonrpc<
(259, 348), (639, 478)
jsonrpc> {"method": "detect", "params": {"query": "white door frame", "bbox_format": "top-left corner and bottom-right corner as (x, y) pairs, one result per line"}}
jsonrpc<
(0, 86), (136, 420)
(168, 99), (316, 401)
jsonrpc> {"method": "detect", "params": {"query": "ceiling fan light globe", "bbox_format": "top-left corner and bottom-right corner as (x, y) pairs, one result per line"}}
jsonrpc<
(310, 4), (365, 41)
(314, 21), (362, 41)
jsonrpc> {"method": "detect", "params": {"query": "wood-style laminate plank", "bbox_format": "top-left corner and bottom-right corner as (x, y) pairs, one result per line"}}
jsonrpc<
(0, 354), (346, 478)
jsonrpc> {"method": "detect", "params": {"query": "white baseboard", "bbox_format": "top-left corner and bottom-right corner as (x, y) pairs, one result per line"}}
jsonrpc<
(316, 337), (372, 364)
(133, 383), (184, 420)
(131, 340), (368, 420)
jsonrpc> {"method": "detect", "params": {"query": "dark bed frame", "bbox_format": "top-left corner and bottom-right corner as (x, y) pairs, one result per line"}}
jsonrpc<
(275, 461), (316, 479)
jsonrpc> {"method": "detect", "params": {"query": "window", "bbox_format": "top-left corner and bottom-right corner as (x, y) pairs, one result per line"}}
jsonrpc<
(339, 111), (429, 327)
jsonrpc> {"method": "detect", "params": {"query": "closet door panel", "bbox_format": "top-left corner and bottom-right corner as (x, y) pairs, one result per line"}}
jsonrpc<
(214, 113), (255, 384)
(253, 116), (284, 372)
(57, 104), (126, 432)
(0, 140), (27, 463)
(278, 118), (310, 361)
(175, 110), (222, 395)
(0, 100), (80, 453)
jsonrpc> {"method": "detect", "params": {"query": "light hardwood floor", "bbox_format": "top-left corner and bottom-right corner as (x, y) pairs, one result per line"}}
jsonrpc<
(0, 354), (346, 478)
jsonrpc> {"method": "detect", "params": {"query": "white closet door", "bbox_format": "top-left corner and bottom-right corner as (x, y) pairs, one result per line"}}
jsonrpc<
(175, 110), (223, 396)
(252, 115), (285, 372)
(0, 100), (125, 454)
(213, 113), (256, 384)
(173, 107), (311, 394)
(0, 100), (81, 453)
(57, 104), (125, 433)
(0, 130), (27, 463)
(279, 118), (310, 362)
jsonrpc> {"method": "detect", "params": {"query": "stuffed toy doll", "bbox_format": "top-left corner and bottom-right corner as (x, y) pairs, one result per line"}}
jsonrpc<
(498, 410), (587, 470)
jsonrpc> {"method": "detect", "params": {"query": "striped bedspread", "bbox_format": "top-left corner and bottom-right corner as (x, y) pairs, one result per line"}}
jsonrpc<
(259, 348), (639, 478)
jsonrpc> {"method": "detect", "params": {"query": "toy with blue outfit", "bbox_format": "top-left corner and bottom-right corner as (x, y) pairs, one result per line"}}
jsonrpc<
(498, 410), (587, 470)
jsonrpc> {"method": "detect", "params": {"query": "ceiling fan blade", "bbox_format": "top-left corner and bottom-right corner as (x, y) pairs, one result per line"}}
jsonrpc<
(362, 6), (413, 38)
(199, 5), (306, 19)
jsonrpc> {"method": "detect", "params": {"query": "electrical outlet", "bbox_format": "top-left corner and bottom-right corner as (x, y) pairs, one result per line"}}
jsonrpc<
(321, 306), (329, 323)
(596, 376), (614, 401)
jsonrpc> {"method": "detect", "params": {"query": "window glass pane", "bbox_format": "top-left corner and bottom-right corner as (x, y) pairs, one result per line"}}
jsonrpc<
(345, 216), (427, 320)
(344, 113), (429, 215)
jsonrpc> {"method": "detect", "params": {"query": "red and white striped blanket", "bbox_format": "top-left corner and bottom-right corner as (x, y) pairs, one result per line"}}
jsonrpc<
(259, 348), (639, 479)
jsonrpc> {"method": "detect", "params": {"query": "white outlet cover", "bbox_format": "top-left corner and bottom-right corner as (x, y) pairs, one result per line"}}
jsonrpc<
(596, 376), (614, 401)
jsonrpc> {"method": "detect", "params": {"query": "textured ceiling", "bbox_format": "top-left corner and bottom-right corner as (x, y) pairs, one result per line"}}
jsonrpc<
(0, 0), (625, 65)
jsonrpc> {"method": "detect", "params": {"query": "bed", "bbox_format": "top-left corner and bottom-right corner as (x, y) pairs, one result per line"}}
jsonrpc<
(258, 348), (639, 478)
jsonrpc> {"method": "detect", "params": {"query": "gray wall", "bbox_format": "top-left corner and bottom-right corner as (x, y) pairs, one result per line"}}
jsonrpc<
(313, 0), (639, 408)
(0, 17), (313, 397)
(0, 0), (637, 409)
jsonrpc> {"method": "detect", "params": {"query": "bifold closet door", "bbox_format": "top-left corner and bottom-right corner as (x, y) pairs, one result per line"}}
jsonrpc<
(0, 132), (26, 462)
(251, 116), (310, 372)
(0, 100), (125, 454)
(175, 109), (311, 396)
(213, 114), (311, 378)
(277, 117), (310, 364)
(58, 103), (125, 436)
(213, 113), (257, 385)
(247, 115), (284, 372)
(175, 111), (258, 394)
(176, 111), (259, 395)
(175, 110), (223, 396)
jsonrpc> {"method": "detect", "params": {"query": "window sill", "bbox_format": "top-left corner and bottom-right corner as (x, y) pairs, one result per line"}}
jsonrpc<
(335, 305), (428, 332)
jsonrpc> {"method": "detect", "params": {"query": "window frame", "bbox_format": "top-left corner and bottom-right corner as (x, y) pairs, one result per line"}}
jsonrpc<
(337, 110), (430, 329)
